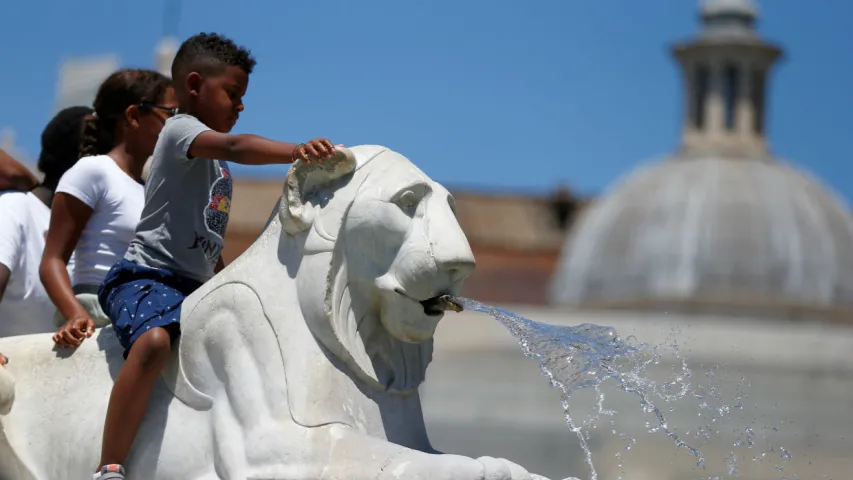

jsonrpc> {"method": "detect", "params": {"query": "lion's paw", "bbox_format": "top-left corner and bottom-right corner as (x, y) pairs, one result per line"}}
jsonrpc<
(476, 456), (551, 480)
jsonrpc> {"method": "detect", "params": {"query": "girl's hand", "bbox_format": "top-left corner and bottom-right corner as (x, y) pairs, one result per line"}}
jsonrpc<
(53, 315), (96, 349)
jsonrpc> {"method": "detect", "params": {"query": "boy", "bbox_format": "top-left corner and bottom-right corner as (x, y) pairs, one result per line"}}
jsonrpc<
(91, 33), (339, 479)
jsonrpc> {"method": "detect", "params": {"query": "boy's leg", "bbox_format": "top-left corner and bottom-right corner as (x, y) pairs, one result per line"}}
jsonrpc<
(98, 326), (174, 469)
(95, 259), (196, 475)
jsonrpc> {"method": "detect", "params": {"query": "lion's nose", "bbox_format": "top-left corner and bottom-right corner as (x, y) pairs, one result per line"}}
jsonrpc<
(428, 198), (476, 284)
(441, 259), (476, 285)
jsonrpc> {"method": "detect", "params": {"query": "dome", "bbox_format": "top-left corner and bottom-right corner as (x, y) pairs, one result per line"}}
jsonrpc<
(701, 0), (758, 19)
(550, 155), (853, 318)
(697, 0), (761, 40)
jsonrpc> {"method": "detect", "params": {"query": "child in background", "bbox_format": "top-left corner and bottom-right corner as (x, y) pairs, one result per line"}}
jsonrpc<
(93, 32), (339, 479)
(0, 106), (91, 361)
(42, 69), (177, 349)
(0, 106), (91, 337)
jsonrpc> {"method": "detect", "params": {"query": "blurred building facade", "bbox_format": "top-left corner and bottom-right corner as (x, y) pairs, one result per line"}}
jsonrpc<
(224, 1), (853, 479)
(54, 36), (178, 112)
(4, 38), (178, 175)
(54, 55), (120, 114)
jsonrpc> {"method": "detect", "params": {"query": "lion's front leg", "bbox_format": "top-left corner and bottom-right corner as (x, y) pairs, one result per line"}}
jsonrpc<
(181, 284), (293, 478)
(315, 424), (553, 480)
(226, 422), (554, 480)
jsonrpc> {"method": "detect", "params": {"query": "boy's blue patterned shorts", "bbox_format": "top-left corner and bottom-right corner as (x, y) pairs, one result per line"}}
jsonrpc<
(98, 259), (203, 357)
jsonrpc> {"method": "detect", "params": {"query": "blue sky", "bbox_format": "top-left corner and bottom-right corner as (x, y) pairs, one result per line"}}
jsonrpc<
(1, 0), (850, 200)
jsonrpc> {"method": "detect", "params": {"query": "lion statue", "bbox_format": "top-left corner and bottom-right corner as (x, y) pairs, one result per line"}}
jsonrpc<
(0, 146), (558, 480)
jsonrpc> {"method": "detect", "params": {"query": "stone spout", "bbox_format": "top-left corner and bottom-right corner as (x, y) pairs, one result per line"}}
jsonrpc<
(421, 295), (464, 314)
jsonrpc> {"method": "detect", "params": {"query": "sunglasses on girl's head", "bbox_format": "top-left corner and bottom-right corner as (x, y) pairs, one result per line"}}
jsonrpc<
(140, 103), (178, 117)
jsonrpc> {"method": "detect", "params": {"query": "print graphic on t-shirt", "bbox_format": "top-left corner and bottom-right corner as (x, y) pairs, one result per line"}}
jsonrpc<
(203, 162), (232, 240)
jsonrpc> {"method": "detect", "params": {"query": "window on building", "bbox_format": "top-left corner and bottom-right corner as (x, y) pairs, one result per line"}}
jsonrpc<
(723, 63), (740, 131)
(751, 70), (766, 134)
(693, 65), (710, 129)
(705, 14), (756, 32)
(550, 186), (575, 231)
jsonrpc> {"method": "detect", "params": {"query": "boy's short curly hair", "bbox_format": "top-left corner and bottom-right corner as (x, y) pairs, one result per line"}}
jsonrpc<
(172, 32), (257, 79)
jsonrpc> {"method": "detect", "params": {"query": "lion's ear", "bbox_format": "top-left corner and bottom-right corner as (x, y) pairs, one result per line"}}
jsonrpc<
(280, 146), (358, 235)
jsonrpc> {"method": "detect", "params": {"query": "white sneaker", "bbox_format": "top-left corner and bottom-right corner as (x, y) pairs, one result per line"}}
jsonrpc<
(92, 464), (125, 479)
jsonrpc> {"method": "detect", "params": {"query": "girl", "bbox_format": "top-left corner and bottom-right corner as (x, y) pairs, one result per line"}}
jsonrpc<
(0, 106), (92, 345)
(42, 69), (177, 349)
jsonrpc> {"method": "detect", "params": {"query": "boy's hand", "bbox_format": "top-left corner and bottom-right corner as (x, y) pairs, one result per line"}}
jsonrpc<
(53, 315), (96, 349)
(293, 138), (337, 164)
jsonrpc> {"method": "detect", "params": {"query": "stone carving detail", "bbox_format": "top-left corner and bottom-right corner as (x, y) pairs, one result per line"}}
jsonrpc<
(0, 146), (557, 479)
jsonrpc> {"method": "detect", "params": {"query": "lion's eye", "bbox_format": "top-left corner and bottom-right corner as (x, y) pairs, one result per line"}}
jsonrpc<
(395, 190), (418, 216)
(390, 183), (431, 217)
(392, 184), (430, 217)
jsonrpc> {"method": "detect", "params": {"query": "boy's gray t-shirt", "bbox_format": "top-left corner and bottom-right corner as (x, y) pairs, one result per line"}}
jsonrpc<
(124, 114), (232, 283)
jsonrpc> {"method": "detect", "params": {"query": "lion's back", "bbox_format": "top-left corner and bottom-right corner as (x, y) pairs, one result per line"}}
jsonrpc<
(0, 329), (122, 391)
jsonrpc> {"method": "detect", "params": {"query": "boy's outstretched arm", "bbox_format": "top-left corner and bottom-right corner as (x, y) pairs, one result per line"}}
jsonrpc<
(188, 132), (336, 166)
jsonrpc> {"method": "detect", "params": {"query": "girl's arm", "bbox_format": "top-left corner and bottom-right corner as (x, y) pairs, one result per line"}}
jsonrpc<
(0, 196), (22, 305)
(0, 264), (10, 303)
(40, 193), (95, 348)
(0, 265), (7, 365)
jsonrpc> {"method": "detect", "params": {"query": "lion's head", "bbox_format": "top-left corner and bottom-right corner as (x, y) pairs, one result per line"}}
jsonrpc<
(278, 145), (475, 393)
